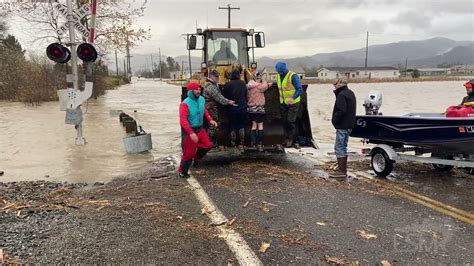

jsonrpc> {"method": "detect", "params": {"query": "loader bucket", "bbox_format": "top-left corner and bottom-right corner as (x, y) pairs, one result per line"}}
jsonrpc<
(180, 84), (316, 151)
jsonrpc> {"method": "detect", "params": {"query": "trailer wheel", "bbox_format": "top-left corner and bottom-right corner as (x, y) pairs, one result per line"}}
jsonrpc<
(371, 149), (393, 177)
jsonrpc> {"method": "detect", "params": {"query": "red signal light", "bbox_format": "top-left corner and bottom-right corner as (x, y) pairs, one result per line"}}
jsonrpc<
(77, 43), (98, 62)
(46, 43), (71, 64)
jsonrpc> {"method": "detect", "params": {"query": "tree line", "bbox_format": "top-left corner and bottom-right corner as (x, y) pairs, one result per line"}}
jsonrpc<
(136, 56), (181, 78)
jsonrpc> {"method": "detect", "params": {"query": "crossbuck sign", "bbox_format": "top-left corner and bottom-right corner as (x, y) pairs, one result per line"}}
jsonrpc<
(55, 3), (90, 38)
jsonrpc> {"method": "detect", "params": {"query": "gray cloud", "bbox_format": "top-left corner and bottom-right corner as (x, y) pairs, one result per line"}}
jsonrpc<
(5, 0), (473, 58)
(392, 11), (432, 29)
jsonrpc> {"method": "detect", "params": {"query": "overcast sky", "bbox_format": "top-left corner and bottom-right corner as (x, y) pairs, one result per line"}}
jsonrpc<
(6, 0), (474, 60)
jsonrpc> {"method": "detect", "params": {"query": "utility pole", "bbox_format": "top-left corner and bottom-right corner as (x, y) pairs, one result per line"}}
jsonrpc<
(150, 54), (154, 77)
(219, 4), (240, 28)
(364, 31), (369, 68)
(115, 50), (119, 77)
(159, 48), (162, 81)
(125, 39), (131, 80)
(123, 59), (126, 79)
(405, 57), (408, 77)
(188, 49), (192, 77)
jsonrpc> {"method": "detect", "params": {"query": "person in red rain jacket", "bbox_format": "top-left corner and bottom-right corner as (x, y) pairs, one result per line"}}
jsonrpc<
(178, 82), (217, 178)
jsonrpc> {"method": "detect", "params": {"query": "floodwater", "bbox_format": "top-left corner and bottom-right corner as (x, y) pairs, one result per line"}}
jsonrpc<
(0, 80), (467, 183)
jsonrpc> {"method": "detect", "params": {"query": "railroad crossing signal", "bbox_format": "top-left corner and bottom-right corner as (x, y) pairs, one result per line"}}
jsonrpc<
(46, 43), (71, 64)
(77, 43), (98, 62)
(46, 42), (97, 63)
(54, 2), (90, 38)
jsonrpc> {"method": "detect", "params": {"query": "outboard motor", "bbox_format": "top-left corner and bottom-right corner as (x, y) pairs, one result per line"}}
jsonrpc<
(363, 91), (383, 115)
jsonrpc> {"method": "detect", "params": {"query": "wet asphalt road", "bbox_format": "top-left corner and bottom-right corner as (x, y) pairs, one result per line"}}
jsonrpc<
(193, 152), (474, 265)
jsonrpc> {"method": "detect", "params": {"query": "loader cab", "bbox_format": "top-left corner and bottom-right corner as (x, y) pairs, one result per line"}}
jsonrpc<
(205, 30), (248, 66)
(186, 28), (265, 84)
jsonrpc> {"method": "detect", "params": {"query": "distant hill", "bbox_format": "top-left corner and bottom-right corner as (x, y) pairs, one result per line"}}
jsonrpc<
(110, 37), (474, 73)
(256, 37), (474, 69)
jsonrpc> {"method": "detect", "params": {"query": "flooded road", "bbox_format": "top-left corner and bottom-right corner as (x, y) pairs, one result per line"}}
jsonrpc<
(0, 80), (468, 183)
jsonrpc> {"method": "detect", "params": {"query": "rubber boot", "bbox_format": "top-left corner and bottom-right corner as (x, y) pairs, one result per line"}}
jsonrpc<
(178, 160), (192, 178)
(230, 131), (236, 147)
(257, 130), (264, 145)
(257, 130), (264, 152)
(250, 130), (257, 147)
(210, 135), (218, 148)
(238, 128), (245, 151)
(287, 125), (296, 148)
(329, 157), (347, 179)
(193, 147), (211, 168)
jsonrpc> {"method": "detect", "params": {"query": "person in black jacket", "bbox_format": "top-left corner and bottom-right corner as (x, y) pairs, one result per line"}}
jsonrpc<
(223, 67), (248, 150)
(329, 78), (356, 179)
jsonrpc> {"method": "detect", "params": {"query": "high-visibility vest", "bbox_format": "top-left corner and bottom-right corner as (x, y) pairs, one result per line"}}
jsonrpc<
(277, 71), (300, 104)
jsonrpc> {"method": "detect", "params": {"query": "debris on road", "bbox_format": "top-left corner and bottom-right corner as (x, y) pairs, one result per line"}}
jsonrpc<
(357, 230), (377, 240)
(242, 198), (251, 208)
(226, 217), (237, 226)
(380, 260), (391, 266)
(324, 255), (360, 265)
(259, 242), (270, 253)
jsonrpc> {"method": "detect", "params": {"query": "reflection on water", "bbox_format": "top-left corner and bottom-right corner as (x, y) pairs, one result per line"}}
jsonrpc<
(0, 80), (467, 183)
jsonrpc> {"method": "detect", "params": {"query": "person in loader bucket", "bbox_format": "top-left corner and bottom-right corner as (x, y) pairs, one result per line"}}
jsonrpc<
(274, 62), (303, 148)
(462, 79), (474, 106)
(203, 69), (235, 146)
(178, 82), (217, 178)
(247, 71), (270, 151)
(223, 67), (248, 150)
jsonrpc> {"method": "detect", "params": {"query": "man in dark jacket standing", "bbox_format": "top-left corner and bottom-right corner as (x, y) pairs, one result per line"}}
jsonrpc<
(329, 78), (356, 179)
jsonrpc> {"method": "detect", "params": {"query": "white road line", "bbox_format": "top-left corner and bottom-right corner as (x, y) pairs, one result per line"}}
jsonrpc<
(172, 155), (262, 266)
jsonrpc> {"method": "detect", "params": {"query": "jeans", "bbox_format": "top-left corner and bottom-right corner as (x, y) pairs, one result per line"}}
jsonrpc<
(335, 129), (352, 158)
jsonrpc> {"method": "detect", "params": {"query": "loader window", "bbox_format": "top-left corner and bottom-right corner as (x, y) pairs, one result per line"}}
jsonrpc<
(206, 31), (248, 66)
(209, 39), (238, 64)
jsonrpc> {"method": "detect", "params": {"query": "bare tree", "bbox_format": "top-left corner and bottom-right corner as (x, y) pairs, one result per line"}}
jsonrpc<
(3, 0), (150, 55)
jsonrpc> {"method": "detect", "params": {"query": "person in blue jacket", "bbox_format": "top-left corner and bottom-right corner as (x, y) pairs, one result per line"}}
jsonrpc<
(274, 62), (303, 148)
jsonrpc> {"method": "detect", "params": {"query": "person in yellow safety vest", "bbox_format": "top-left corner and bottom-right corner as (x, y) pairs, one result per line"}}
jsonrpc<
(274, 61), (303, 148)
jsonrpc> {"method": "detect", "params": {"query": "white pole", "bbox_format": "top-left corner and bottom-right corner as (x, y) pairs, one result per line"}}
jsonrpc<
(66, 0), (85, 145)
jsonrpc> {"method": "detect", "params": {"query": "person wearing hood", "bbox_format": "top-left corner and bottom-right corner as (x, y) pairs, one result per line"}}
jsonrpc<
(178, 82), (217, 178)
(203, 69), (235, 146)
(223, 67), (248, 150)
(247, 71), (270, 151)
(329, 78), (356, 179)
(461, 80), (474, 106)
(274, 61), (303, 148)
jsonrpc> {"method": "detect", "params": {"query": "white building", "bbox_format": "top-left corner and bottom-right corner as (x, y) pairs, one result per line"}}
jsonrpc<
(170, 71), (190, 80)
(417, 68), (451, 76)
(316, 67), (400, 80)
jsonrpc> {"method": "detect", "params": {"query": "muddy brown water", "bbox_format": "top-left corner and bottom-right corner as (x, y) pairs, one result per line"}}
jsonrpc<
(0, 79), (468, 182)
